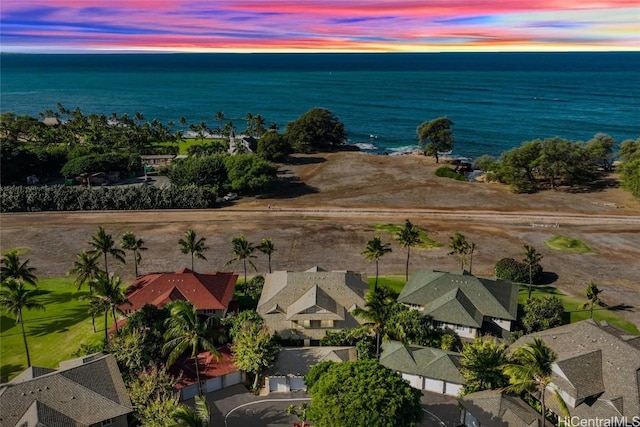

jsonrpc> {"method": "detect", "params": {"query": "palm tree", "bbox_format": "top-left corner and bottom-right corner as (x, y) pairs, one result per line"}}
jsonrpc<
(178, 229), (208, 272)
(460, 336), (509, 393)
(121, 232), (147, 277)
(88, 226), (126, 274)
(171, 396), (210, 426)
(353, 286), (398, 360)
(257, 238), (276, 274)
(162, 300), (221, 396)
(523, 245), (543, 300)
(502, 338), (570, 423)
(0, 279), (45, 367)
(68, 251), (101, 294)
(89, 272), (128, 342)
(226, 235), (257, 289)
(362, 236), (392, 290)
(396, 219), (422, 282)
(1, 251), (38, 287)
(448, 232), (476, 273)
(579, 280), (605, 318)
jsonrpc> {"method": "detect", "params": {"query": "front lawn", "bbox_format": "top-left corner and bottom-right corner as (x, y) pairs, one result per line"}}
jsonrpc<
(0, 278), (107, 381)
(369, 276), (406, 293)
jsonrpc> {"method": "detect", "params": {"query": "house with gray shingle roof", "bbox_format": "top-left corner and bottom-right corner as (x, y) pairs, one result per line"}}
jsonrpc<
(459, 389), (554, 427)
(397, 270), (518, 339)
(509, 319), (640, 421)
(379, 340), (465, 396)
(0, 353), (132, 427)
(257, 266), (369, 344)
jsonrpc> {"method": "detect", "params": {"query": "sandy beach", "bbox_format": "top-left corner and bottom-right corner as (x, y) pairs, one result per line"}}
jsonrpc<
(2, 151), (639, 326)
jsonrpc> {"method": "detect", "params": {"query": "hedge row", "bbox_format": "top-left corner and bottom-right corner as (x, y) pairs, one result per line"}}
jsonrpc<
(0, 185), (216, 212)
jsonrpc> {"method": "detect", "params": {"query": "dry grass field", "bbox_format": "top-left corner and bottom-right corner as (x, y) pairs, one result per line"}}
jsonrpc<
(2, 151), (639, 327)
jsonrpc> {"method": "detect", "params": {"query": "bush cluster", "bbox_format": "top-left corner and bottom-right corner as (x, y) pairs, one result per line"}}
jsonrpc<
(0, 185), (216, 212)
(494, 257), (542, 283)
(435, 166), (467, 181)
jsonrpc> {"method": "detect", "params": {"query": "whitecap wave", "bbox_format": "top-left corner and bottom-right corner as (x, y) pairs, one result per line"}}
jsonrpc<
(389, 145), (420, 155)
(352, 142), (377, 151)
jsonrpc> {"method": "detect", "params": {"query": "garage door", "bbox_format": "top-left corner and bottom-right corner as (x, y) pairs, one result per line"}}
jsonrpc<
(402, 373), (423, 389)
(205, 377), (222, 392)
(225, 371), (243, 387)
(268, 377), (289, 393)
(423, 378), (444, 393)
(444, 382), (463, 396)
(290, 377), (306, 391)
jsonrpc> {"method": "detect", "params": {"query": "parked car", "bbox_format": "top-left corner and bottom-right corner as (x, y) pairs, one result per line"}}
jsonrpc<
(223, 193), (238, 201)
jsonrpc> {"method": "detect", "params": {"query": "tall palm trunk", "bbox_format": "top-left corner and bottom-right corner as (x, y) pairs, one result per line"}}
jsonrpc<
(104, 309), (109, 343)
(194, 355), (202, 396)
(243, 259), (248, 292)
(112, 306), (119, 335)
(103, 253), (109, 275)
(191, 253), (195, 272)
(405, 247), (411, 282)
(133, 250), (139, 277)
(528, 264), (534, 300)
(469, 252), (473, 274)
(19, 309), (31, 367)
(267, 254), (272, 274)
(374, 260), (379, 291)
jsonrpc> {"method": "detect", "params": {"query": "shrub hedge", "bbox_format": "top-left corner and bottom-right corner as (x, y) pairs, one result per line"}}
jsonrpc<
(0, 185), (216, 212)
(435, 166), (467, 181)
(494, 257), (542, 283)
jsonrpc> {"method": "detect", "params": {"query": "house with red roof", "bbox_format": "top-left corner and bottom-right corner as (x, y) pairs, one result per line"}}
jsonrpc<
(120, 268), (238, 318)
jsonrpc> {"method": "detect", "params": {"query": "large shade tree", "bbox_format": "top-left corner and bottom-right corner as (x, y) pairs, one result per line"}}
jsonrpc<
(503, 338), (570, 422)
(396, 219), (422, 282)
(179, 229), (209, 272)
(162, 300), (221, 396)
(231, 322), (278, 390)
(1, 251), (38, 287)
(88, 226), (125, 274)
(417, 117), (454, 163)
(305, 360), (423, 427)
(362, 235), (392, 290)
(284, 107), (346, 152)
(121, 231), (147, 277)
(0, 279), (45, 367)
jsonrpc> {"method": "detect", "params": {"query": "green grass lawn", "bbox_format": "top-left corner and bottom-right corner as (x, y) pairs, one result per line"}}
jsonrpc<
(545, 235), (591, 254)
(368, 275), (406, 293)
(0, 278), (108, 382)
(154, 138), (227, 155)
(518, 284), (638, 335)
(371, 224), (442, 249)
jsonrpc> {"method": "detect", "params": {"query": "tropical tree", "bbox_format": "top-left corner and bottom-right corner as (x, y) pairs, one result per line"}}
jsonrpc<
(522, 296), (565, 333)
(417, 117), (454, 163)
(396, 219), (422, 282)
(460, 336), (509, 394)
(226, 235), (257, 289)
(362, 235), (392, 290)
(88, 226), (126, 274)
(257, 238), (276, 274)
(162, 300), (221, 396)
(448, 232), (476, 273)
(121, 231), (148, 277)
(68, 251), (101, 294)
(1, 251), (38, 287)
(90, 271), (128, 341)
(305, 360), (423, 427)
(231, 322), (278, 390)
(353, 286), (399, 359)
(0, 279), (45, 367)
(284, 107), (346, 152)
(579, 281), (606, 318)
(502, 338), (570, 422)
(178, 229), (208, 272)
(171, 396), (210, 427)
(523, 245), (543, 300)
(286, 403), (310, 427)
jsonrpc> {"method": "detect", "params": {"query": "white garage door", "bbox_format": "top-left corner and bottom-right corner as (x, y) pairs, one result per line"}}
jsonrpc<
(423, 378), (444, 393)
(290, 377), (306, 391)
(444, 382), (463, 396)
(225, 371), (242, 387)
(269, 377), (289, 393)
(402, 373), (423, 389)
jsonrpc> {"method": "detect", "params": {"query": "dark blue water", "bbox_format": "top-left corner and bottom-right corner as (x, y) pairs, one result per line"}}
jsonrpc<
(1, 52), (639, 158)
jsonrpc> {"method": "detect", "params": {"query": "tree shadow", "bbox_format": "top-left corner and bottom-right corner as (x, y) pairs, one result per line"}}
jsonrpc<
(0, 315), (18, 333)
(27, 306), (91, 337)
(538, 272), (559, 285)
(565, 175), (620, 194)
(0, 363), (24, 383)
(264, 175), (319, 199)
(607, 304), (634, 312)
(36, 290), (86, 305)
(283, 155), (326, 166)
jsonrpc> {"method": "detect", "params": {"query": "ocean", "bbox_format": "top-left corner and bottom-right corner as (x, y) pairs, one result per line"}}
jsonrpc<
(1, 52), (639, 158)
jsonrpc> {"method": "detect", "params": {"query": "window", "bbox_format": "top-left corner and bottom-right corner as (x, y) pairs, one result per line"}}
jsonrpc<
(101, 419), (113, 426)
(321, 320), (334, 328)
(310, 320), (321, 329)
(455, 325), (467, 332)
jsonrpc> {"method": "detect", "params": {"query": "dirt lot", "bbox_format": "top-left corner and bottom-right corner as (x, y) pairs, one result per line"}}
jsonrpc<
(2, 151), (639, 327)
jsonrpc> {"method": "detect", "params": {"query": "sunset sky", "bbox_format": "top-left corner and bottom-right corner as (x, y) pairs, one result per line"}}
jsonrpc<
(1, 0), (638, 53)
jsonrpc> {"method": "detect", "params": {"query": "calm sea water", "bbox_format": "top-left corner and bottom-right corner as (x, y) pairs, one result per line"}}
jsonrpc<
(1, 52), (639, 158)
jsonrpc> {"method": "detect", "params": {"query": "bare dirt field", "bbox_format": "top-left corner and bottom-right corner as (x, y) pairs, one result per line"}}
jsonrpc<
(2, 151), (639, 327)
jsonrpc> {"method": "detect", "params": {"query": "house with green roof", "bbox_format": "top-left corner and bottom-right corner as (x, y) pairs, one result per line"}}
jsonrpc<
(397, 270), (518, 339)
(379, 340), (465, 396)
